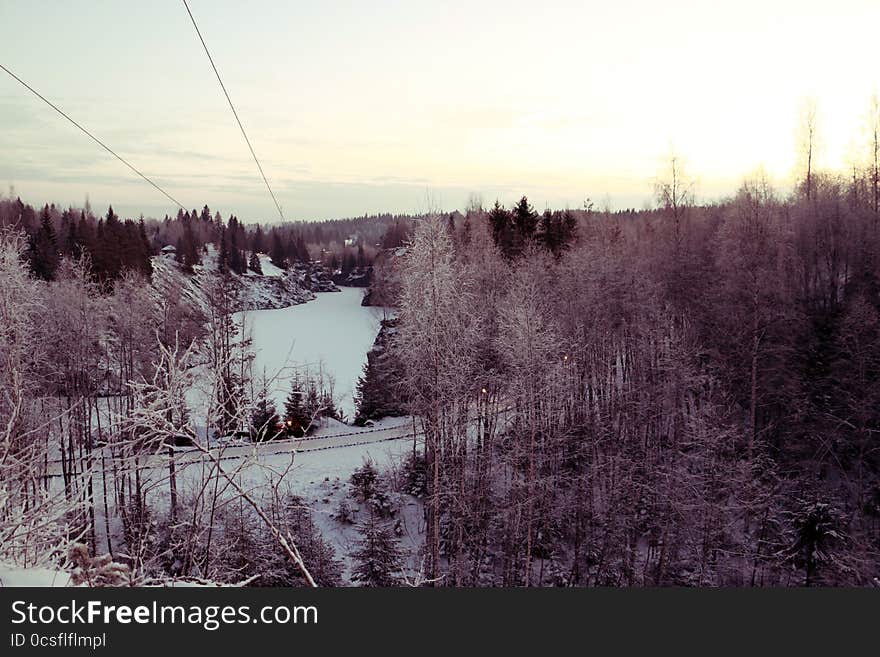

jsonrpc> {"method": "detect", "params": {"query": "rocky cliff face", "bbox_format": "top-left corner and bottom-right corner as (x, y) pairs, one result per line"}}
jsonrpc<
(150, 249), (332, 316)
(289, 261), (340, 294)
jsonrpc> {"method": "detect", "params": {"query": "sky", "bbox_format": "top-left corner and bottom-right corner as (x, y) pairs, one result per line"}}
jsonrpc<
(1, 0), (879, 223)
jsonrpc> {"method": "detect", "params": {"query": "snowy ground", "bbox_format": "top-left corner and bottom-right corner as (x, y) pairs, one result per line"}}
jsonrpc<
(236, 287), (388, 421)
(0, 564), (72, 587)
(255, 253), (285, 277)
(136, 420), (422, 584)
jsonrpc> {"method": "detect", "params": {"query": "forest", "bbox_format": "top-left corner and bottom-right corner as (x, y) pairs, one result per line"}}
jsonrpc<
(0, 104), (879, 587)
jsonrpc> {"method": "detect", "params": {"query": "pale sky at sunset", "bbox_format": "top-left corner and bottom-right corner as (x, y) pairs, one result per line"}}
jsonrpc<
(1, 0), (878, 222)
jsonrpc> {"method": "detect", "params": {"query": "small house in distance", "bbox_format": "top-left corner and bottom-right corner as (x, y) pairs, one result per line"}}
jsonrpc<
(160, 244), (176, 257)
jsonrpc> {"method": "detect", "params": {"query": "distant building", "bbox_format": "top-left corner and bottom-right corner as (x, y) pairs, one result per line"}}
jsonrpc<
(161, 244), (176, 257)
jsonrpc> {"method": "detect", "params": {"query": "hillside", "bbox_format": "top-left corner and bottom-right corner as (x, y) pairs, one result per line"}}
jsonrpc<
(150, 247), (338, 317)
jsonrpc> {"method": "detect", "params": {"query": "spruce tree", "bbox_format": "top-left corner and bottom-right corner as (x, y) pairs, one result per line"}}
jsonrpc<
(218, 225), (230, 274)
(512, 195), (538, 253)
(284, 376), (308, 436)
(488, 200), (513, 258)
(248, 251), (263, 274)
(350, 512), (403, 587)
(269, 230), (286, 270)
(252, 224), (265, 253)
(251, 391), (280, 441)
(28, 205), (59, 281)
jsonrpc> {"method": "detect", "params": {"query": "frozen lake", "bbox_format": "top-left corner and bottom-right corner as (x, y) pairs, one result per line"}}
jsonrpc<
(236, 287), (387, 421)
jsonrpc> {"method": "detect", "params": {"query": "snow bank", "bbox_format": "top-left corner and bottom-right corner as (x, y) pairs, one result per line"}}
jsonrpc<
(0, 564), (72, 587)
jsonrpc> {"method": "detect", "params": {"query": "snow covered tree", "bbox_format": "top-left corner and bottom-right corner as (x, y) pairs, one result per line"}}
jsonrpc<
(0, 230), (67, 567)
(398, 214), (481, 581)
(350, 512), (404, 587)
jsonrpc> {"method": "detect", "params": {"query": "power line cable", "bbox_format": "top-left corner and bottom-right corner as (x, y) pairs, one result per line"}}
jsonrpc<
(0, 62), (185, 210)
(182, 0), (286, 221)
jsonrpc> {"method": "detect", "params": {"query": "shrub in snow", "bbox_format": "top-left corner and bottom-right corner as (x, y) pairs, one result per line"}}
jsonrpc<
(349, 459), (396, 518)
(349, 459), (380, 503)
(69, 544), (131, 587)
(335, 499), (356, 525)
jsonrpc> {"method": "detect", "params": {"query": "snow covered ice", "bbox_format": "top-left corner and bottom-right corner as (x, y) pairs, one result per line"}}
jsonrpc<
(236, 286), (388, 421)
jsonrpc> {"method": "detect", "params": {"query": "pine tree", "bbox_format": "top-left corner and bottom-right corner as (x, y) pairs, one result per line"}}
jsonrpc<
(248, 251), (263, 274)
(488, 200), (513, 258)
(561, 209), (577, 248)
(512, 195), (538, 255)
(137, 218), (153, 277)
(252, 224), (266, 253)
(297, 234), (309, 263)
(176, 214), (201, 273)
(283, 376), (308, 436)
(28, 205), (59, 280)
(251, 391), (281, 441)
(269, 230), (286, 270)
(539, 209), (558, 254)
(217, 225), (230, 274)
(228, 216), (246, 275)
(350, 512), (404, 587)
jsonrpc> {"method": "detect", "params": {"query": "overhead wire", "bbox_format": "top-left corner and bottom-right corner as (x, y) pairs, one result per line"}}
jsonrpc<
(181, 0), (286, 221)
(0, 61), (186, 210)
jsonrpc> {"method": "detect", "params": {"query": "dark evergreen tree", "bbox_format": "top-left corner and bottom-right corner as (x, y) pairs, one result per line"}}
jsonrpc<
(250, 391), (281, 441)
(28, 205), (60, 281)
(252, 224), (266, 253)
(137, 218), (153, 277)
(269, 229), (287, 269)
(217, 225), (230, 274)
(175, 214), (201, 273)
(296, 234), (310, 262)
(562, 209), (577, 247)
(512, 195), (538, 254)
(248, 250), (263, 274)
(227, 216), (246, 275)
(488, 200), (513, 258)
(539, 209), (558, 254)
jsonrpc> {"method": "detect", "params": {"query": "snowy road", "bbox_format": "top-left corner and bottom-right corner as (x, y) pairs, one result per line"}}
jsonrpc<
(41, 417), (416, 477)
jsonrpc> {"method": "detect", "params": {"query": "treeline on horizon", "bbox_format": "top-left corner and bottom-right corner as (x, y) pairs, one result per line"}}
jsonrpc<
(0, 197), (425, 286)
